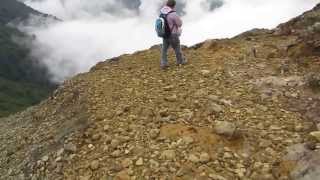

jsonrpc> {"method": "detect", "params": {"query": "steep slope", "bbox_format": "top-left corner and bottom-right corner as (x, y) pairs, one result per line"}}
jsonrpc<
(0, 0), (56, 117)
(0, 0), (42, 24)
(277, 3), (320, 58)
(1, 4), (320, 180)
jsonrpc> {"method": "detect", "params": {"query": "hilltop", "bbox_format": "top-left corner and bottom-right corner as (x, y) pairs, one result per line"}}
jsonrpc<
(1, 3), (320, 180)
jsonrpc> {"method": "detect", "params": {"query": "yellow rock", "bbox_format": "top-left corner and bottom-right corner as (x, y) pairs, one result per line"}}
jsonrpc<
(310, 131), (320, 141)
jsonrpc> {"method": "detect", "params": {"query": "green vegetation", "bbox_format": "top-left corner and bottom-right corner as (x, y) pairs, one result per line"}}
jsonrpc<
(0, 25), (49, 83)
(0, 77), (53, 117)
(0, 25), (55, 117)
(0, 0), (56, 117)
(0, 0), (40, 25)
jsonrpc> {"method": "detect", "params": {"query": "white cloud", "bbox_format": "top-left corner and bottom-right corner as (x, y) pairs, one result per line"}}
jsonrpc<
(21, 0), (319, 82)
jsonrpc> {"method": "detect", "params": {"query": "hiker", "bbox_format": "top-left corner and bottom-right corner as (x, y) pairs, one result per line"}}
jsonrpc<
(156, 0), (186, 69)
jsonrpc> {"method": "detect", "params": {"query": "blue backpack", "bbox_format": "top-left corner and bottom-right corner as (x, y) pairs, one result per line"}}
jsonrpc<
(155, 11), (175, 38)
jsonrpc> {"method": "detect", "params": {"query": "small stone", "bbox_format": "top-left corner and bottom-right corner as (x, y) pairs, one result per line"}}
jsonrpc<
(57, 148), (64, 156)
(201, 70), (211, 77)
(223, 152), (233, 159)
(103, 125), (110, 131)
(161, 150), (176, 160)
(124, 87), (134, 93)
(124, 149), (130, 154)
(111, 150), (121, 158)
(41, 155), (49, 162)
(119, 136), (130, 143)
(79, 176), (91, 180)
(194, 100), (200, 107)
(110, 139), (121, 149)
(121, 158), (132, 168)
(305, 142), (317, 150)
(95, 114), (105, 121)
(310, 131), (320, 142)
(235, 167), (246, 178)
(165, 95), (178, 102)
(90, 160), (99, 170)
(199, 152), (210, 163)
(181, 109), (194, 121)
(259, 139), (273, 148)
(207, 102), (224, 114)
(159, 108), (169, 117)
(265, 147), (276, 155)
(270, 125), (282, 131)
(220, 99), (232, 106)
(109, 162), (123, 172)
(252, 173), (274, 180)
(149, 159), (159, 169)
(313, 22), (320, 32)
(116, 170), (130, 179)
(194, 89), (208, 97)
(135, 158), (144, 166)
(123, 105), (130, 112)
(182, 136), (194, 145)
(208, 95), (220, 102)
(159, 166), (168, 173)
(169, 167), (177, 173)
(209, 174), (227, 180)
(188, 154), (200, 163)
(214, 121), (237, 138)
(105, 135), (112, 144)
(55, 156), (62, 162)
(91, 134), (101, 141)
(149, 129), (160, 139)
(64, 143), (77, 153)
(116, 109), (124, 116)
(164, 85), (174, 91)
(88, 144), (94, 149)
(176, 167), (189, 177)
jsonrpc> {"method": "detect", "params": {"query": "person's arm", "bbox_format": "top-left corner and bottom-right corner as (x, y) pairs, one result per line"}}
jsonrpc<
(173, 13), (182, 27)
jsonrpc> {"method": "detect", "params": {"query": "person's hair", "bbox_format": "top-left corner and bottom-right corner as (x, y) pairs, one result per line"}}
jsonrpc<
(166, 0), (176, 8)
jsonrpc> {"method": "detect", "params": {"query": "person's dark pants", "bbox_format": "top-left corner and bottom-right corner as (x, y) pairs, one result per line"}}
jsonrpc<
(161, 34), (185, 68)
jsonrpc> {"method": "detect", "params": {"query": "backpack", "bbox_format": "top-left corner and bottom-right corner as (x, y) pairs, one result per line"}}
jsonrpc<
(155, 11), (175, 38)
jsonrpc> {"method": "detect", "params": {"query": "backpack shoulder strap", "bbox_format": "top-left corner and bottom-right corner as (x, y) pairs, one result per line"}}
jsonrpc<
(160, 10), (176, 18)
(167, 10), (176, 16)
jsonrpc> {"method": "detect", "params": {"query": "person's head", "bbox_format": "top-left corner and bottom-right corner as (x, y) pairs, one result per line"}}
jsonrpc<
(166, 0), (176, 8)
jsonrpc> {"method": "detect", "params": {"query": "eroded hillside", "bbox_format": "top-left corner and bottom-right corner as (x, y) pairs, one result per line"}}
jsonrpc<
(1, 4), (320, 180)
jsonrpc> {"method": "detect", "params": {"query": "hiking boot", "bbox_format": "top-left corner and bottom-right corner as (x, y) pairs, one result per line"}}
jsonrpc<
(160, 65), (169, 70)
(177, 59), (188, 66)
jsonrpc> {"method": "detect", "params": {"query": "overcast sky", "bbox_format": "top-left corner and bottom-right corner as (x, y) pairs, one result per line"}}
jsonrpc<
(20, 0), (319, 82)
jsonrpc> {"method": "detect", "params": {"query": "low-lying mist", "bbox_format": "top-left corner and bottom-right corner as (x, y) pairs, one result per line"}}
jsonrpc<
(20, 0), (319, 82)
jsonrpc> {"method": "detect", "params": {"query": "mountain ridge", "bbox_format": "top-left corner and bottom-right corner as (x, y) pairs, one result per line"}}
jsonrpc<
(1, 3), (320, 180)
(0, 0), (58, 25)
(0, 0), (57, 117)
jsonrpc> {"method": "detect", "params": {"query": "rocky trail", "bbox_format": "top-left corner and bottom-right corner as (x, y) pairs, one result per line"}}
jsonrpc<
(1, 4), (320, 180)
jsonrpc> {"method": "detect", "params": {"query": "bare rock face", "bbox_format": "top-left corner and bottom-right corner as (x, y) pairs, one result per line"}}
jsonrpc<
(278, 4), (320, 58)
(283, 144), (311, 162)
(2, 3), (320, 180)
(290, 151), (320, 180)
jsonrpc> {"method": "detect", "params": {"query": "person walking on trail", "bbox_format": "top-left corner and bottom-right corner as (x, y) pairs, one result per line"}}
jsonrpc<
(156, 0), (186, 69)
